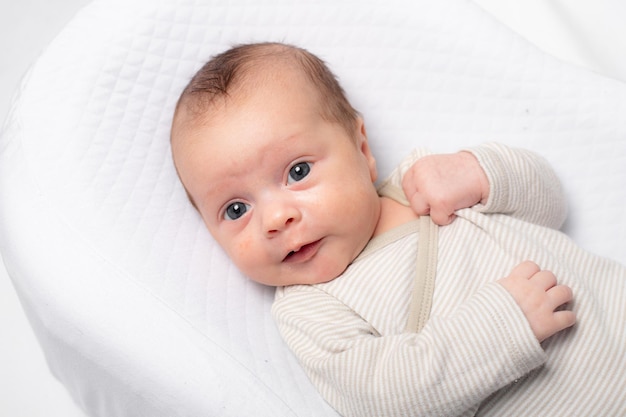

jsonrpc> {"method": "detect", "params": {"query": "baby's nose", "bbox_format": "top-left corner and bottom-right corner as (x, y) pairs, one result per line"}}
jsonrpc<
(263, 201), (301, 236)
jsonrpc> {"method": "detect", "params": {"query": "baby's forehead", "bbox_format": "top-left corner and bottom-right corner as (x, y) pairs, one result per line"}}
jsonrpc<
(172, 58), (324, 151)
(237, 59), (313, 96)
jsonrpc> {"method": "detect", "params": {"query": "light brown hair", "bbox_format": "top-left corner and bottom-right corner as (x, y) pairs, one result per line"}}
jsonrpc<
(173, 42), (360, 137)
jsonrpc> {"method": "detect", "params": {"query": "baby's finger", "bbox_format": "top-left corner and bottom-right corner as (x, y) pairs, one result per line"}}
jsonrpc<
(511, 260), (541, 279)
(548, 284), (574, 308)
(552, 310), (577, 333)
(408, 193), (431, 216)
(429, 209), (455, 226)
(530, 270), (558, 291)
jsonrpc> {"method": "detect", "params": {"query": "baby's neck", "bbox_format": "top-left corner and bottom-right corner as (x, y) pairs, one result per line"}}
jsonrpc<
(371, 196), (419, 238)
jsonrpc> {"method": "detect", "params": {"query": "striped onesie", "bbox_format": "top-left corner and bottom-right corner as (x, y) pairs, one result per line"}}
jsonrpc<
(272, 143), (626, 416)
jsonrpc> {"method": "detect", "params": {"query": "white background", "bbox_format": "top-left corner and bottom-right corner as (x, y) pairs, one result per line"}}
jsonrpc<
(1, 0), (625, 415)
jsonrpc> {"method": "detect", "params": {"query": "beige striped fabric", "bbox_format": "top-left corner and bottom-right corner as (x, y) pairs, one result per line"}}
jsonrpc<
(273, 143), (626, 416)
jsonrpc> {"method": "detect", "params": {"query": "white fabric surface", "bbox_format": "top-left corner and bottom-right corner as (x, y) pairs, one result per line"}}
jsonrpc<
(0, 0), (624, 416)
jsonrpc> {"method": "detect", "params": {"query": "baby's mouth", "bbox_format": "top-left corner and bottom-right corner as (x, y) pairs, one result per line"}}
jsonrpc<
(283, 239), (322, 263)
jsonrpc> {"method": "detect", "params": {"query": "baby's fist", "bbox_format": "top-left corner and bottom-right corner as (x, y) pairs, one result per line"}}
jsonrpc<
(401, 152), (489, 225)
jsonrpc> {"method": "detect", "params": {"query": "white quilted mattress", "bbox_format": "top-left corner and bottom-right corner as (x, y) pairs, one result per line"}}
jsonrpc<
(0, 0), (624, 416)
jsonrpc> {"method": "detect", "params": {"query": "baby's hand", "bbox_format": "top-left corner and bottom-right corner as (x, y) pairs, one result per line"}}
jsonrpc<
(498, 261), (576, 342)
(401, 152), (489, 225)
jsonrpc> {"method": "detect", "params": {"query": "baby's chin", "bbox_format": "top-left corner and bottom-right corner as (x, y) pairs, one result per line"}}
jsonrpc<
(247, 264), (348, 287)
(289, 265), (350, 286)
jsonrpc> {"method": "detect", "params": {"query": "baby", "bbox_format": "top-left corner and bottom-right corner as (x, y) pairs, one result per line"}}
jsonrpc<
(171, 42), (626, 416)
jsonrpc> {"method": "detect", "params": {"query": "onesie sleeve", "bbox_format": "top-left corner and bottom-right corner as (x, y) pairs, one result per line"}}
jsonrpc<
(378, 143), (567, 230)
(464, 143), (567, 229)
(273, 283), (545, 417)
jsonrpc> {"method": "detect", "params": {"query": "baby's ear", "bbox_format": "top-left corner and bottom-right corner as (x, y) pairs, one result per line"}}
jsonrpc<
(355, 117), (377, 182)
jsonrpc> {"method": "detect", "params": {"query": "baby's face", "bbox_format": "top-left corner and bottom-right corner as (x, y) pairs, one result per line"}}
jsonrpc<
(173, 67), (381, 286)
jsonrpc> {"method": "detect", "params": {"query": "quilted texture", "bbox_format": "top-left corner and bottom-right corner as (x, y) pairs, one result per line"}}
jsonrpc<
(0, 0), (624, 416)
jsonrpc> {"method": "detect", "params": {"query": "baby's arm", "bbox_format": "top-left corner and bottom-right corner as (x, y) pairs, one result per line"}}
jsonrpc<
(273, 283), (547, 417)
(402, 143), (567, 229)
(402, 144), (575, 341)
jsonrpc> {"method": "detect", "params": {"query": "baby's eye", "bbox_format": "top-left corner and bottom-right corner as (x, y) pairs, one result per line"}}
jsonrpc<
(288, 162), (311, 184)
(223, 202), (250, 220)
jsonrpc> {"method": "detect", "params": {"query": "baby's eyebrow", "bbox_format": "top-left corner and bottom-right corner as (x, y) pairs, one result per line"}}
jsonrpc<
(208, 171), (251, 197)
(200, 182), (232, 210)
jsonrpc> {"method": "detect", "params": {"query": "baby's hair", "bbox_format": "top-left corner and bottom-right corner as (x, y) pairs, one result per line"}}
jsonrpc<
(174, 42), (360, 137)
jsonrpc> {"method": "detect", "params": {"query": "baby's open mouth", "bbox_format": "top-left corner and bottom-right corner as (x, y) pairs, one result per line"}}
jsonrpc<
(283, 239), (322, 263)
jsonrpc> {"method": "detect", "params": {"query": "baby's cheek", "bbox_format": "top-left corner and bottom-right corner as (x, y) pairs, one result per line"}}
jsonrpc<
(232, 237), (255, 262)
(237, 236), (251, 250)
(236, 236), (269, 272)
